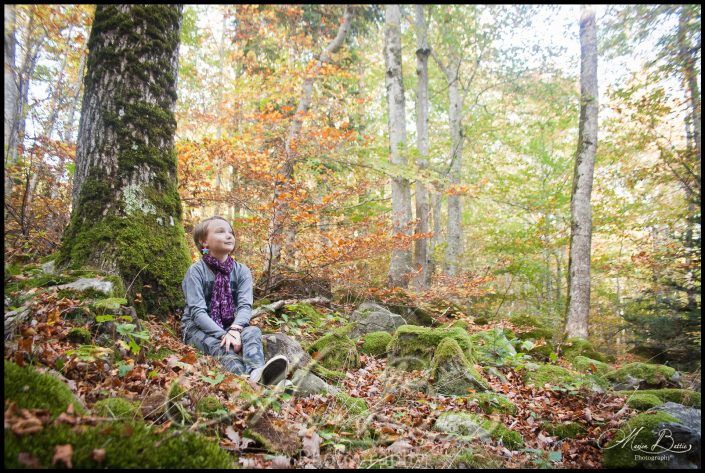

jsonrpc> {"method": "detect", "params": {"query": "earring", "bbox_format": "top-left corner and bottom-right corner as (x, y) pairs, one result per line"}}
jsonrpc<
(202, 248), (209, 255)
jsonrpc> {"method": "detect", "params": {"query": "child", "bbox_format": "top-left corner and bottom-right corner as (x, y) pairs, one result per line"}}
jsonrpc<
(181, 215), (288, 385)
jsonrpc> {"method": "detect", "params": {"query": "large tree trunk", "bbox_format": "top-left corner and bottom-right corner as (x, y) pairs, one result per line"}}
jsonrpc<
(56, 5), (190, 319)
(4, 4), (19, 213)
(565, 6), (598, 340)
(410, 4), (431, 290)
(384, 5), (413, 288)
(444, 65), (464, 277)
(263, 5), (352, 287)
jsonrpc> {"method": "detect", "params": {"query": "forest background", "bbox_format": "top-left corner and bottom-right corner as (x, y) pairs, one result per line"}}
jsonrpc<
(4, 4), (701, 370)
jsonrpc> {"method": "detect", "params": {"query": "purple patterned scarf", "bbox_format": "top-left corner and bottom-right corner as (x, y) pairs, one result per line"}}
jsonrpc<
(202, 254), (235, 329)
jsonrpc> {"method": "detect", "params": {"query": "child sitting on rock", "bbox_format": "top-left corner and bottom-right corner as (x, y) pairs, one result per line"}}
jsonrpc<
(181, 215), (288, 386)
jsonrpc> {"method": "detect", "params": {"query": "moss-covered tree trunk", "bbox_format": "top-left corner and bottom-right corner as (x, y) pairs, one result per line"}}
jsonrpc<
(56, 5), (190, 319)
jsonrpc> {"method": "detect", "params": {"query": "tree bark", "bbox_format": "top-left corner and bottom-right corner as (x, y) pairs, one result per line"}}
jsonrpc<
(565, 6), (598, 340)
(384, 5), (413, 288)
(263, 5), (353, 286)
(410, 4), (431, 290)
(56, 5), (191, 319)
(4, 4), (19, 212)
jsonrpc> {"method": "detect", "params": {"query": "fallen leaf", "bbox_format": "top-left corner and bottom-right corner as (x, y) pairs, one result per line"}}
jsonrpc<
(91, 448), (106, 463)
(52, 444), (73, 468)
(270, 455), (291, 468)
(302, 431), (321, 460)
(18, 452), (41, 468)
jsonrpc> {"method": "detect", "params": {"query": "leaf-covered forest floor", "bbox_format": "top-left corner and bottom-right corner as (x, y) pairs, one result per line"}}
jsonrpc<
(4, 261), (701, 469)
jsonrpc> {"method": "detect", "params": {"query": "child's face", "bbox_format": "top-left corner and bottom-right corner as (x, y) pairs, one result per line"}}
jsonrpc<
(202, 219), (235, 255)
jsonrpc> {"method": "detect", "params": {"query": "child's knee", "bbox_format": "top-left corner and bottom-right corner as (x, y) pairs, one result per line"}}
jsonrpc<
(241, 325), (261, 340)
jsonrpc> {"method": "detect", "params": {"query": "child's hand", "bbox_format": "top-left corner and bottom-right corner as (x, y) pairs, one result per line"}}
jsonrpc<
(220, 331), (242, 354)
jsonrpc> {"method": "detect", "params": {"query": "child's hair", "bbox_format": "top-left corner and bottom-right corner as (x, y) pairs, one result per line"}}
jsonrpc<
(192, 215), (235, 252)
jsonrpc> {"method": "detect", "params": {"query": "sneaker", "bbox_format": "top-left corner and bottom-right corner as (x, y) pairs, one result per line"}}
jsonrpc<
(249, 355), (289, 386)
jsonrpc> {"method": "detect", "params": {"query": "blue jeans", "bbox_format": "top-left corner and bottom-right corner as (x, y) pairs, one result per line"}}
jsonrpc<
(184, 325), (265, 375)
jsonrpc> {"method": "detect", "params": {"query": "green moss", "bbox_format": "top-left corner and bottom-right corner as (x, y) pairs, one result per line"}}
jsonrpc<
(509, 314), (551, 329)
(605, 362), (677, 388)
(387, 325), (475, 371)
(4, 419), (234, 468)
(467, 392), (517, 414)
(310, 363), (346, 382)
(284, 302), (324, 324)
(602, 411), (680, 468)
(527, 343), (557, 362)
(307, 328), (360, 371)
(561, 337), (608, 363)
(146, 346), (175, 361)
(334, 391), (368, 416)
(450, 320), (469, 331)
(166, 380), (191, 424)
(430, 338), (489, 395)
(571, 355), (613, 375)
(94, 397), (141, 418)
(361, 331), (392, 357)
(67, 327), (93, 344)
(4, 359), (86, 417)
(447, 449), (502, 468)
(517, 327), (555, 342)
(625, 393), (664, 411)
(523, 363), (601, 391)
(195, 396), (226, 417)
(540, 421), (587, 438)
(615, 389), (701, 408)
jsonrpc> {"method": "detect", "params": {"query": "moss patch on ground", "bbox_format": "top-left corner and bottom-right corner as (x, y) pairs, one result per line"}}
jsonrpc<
(523, 363), (605, 391)
(467, 392), (517, 414)
(560, 338), (608, 363)
(605, 362), (678, 388)
(360, 331), (392, 357)
(540, 420), (587, 438)
(307, 325), (361, 371)
(571, 355), (613, 375)
(93, 397), (141, 418)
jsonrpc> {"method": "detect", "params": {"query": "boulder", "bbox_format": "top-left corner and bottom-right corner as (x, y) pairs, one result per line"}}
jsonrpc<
(523, 363), (606, 392)
(435, 412), (524, 449)
(606, 362), (681, 390)
(290, 368), (339, 397)
(55, 277), (115, 296)
(262, 332), (312, 372)
(469, 328), (517, 366)
(429, 338), (489, 395)
(434, 412), (493, 443)
(360, 331), (393, 357)
(307, 325), (360, 371)
(603, 407), (700, 469)
(349, 302), (406, 337)
(387, 325), (475, 371)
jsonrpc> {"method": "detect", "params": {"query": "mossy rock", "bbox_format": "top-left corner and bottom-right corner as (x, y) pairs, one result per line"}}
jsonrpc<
(540, 420), (587, 439)
(467, 392), (517, 414)
(195, 395), (227, 418)
(509, 314), (551, 329)
(4, 419), (234, 468)
(430, 338), (489, 395)
(560, 337), (608, 363)
(334, 391), (368, 416)
(526, 342), (558, 362)
(307, 324), (360, 371)
(4, 359), (87, 417)
(625, 393), (664, 411)
(605, 362), (679, 389)
(571, 355), (613, 375)
(447, 448), (503, 468)
(387, 324), (475, 371)
(523, 363), (603, 392)
(360, 331), (392, 357)
(253, 297), (271, 308)
(434, 412), (524, 449)
(450, 320), (469, 331)
(602, 411), (681, 468)
(516, 327), (555, 342)
(615, 389), (701, 408)
(67, 327), (93, 344)
(469, 328), (517, 366)
(93, 397), (141, 419)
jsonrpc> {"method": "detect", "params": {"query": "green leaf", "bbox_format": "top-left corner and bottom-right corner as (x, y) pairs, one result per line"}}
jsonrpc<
(548, 451), (562, 463)
(96, 314), (115, 323)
